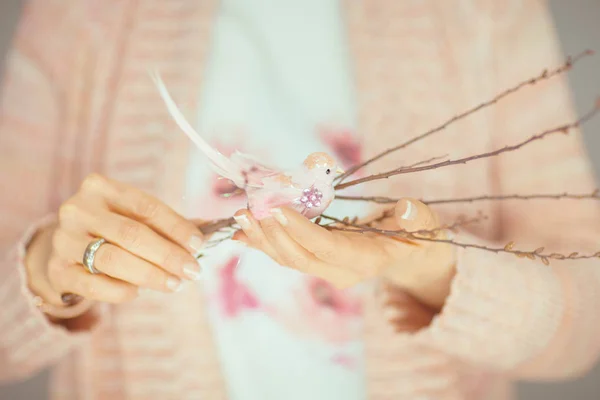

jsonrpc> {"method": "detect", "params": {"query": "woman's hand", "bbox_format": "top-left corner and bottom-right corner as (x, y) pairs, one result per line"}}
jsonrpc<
(25, 173), (205, 317)
(232, 198), (456, 310)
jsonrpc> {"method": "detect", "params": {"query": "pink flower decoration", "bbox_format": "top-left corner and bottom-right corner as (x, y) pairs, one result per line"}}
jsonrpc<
(216, 256), (261, 319)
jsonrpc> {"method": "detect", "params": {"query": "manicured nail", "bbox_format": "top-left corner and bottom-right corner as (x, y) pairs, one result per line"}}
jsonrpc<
(234, 214), (251, 230)
(189, 235), (204, 253)
(270, 208), (288, 225)
(399, 199), (418, 221)
(183, 262), (202, 280)
(61, 293), (83, 306)
(166, 277), (183, 292)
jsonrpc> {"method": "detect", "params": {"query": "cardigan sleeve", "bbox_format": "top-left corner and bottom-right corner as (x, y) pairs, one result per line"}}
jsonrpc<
(0, 1), (107, 382)
(0, 216), (108, 382)
(413, 0), (600, 380)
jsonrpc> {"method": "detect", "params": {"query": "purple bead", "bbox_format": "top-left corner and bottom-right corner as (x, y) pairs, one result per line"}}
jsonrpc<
(300, 196), (308, 203)
(306, 202), (313, 208)
(310, 195), (317, 202)
(314, 200), (321, 207)
(303, 188), (311, 194)
(316, 192), (323, 199)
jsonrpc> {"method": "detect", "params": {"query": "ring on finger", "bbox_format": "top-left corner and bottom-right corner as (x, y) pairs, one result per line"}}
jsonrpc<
(83, 237), (107, 274)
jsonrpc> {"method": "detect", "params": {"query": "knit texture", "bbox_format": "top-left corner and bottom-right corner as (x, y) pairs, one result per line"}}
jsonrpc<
(1, 1), (600, 399)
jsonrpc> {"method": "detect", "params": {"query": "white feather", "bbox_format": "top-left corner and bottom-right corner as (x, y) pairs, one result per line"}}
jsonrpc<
(149, 70), (245, 187)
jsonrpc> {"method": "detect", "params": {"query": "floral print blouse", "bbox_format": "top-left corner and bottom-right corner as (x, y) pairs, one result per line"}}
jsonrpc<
(183, 1), (369, 399)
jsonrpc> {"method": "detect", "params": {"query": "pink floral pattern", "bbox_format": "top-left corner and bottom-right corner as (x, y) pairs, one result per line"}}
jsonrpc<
(215, 256), (261, 318)
(266, 276), (363, 344)
(317, 125), (362, 169)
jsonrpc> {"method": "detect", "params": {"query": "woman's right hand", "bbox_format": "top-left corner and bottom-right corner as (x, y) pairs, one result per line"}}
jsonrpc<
(26, 173), (205, 314)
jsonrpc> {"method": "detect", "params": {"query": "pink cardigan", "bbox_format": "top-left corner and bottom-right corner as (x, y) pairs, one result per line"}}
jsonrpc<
(2, 1), (600, 399)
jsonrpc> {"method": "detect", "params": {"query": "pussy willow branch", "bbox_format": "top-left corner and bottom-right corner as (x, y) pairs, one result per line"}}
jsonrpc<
(321, 212), (487, 237)
(335, 50), (593, 184)
(335, 103), (600, 191)
(335, 190), (600, 205)
(321, 214), (600, 265)
(401, 154), (449, 169)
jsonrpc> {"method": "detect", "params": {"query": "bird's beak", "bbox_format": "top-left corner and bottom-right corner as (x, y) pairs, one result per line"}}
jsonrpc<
(336, 167), (345, 175)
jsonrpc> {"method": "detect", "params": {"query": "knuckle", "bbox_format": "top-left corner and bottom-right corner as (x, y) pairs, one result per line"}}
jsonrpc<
(262, 221), (280, 237)
(58, 202), (80, 222)
(74, 278), (96, 297)
(161, 249), (185, 274)
(113, 286), (138, 303)
(47, 258), (67, 284)
(50, 230), (66, 255)
(168, 221), (192, 242)
(134, 195), (161, 220)
(288, 255), (310, 271)
(314, 248), (336, 260)
(138, 268), (156, 287)
(80, 173), (106, 192)
(95, 246), (117, 268)
(117, 220), (144, 248)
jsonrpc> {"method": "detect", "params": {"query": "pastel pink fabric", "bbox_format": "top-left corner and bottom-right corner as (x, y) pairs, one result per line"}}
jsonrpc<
(1, 1), (600, 399)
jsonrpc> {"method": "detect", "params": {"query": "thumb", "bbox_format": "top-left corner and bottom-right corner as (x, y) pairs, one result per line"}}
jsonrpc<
(394, 198), (439, 233)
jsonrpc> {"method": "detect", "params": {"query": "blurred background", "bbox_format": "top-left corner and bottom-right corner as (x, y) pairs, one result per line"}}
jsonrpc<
(0, 1), (599, 399)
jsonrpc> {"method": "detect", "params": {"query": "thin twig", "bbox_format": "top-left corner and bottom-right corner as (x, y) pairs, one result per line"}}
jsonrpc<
(398, 236), (600, 265)
(335, 103), (600, 190)
(322, 214), (600, 265)
(320, 212), (487, 238)
(335, 50), (593, 184)
(401, 154), (450, 169)
(335, 190), (600, 205)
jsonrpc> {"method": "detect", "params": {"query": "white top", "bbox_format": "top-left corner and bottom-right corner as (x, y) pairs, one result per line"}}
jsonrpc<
(184, 1), (368, 399)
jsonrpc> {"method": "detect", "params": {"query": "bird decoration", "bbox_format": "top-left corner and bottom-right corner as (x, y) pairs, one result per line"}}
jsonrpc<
(151, 72), (344, 221)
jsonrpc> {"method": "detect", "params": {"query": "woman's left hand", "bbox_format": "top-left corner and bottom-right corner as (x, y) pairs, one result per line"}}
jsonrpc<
(232, 198), (457, 310)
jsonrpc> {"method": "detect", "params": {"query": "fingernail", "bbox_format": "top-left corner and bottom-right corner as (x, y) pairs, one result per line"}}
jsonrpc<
(166, 277), (183, 292)
(270, 208), (287, 225)
(183, 262), (202, 281)
(189, 235), (204, 253)
(233, 214), (251, 230)
(61, 293), (83, 306)
(399, 199), (418, 221)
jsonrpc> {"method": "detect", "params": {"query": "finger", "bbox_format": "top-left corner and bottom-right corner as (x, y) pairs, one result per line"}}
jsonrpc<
(381, 283), (436, 333)
(48, 257), (138, 304)
(394, 198), (439, 233)
(79, 173), (204, 253)
(232, 210), (282, 262)
(52, 229), (184, 292)
(60, 205), (202, 281)
(259, 216), (358, 287)
(231, 230), (248, 243)
(269, 207), (386, 268)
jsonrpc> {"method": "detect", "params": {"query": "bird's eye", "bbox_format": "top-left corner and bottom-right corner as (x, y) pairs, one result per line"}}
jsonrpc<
(326, 169), (331, 175)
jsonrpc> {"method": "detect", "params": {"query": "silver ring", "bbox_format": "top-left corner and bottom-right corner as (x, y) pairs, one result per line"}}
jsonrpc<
(82, 238), (106, 274)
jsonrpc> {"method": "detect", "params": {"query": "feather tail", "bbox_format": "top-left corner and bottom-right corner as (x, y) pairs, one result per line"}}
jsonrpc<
(149, 70), (245, 187)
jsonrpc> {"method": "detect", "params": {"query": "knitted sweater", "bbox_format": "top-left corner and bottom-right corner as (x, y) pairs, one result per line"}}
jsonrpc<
(1, 1), (600, 399)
